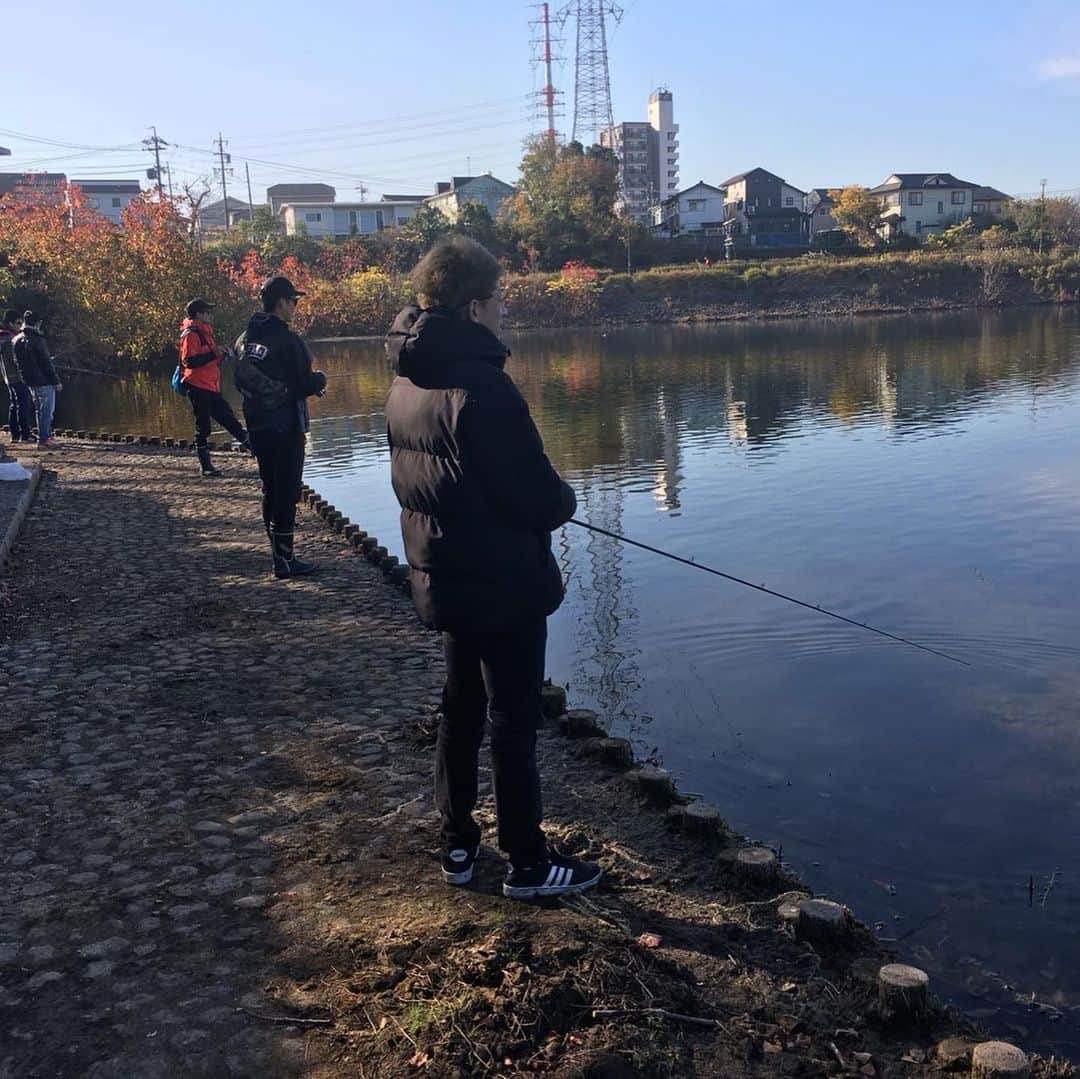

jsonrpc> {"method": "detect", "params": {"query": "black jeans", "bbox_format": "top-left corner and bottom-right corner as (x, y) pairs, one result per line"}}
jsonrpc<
(250, 428), (306, 535)
(6, 383), (32, 441)
(437, 617), (548, 865)
(188, 386), (246, 449)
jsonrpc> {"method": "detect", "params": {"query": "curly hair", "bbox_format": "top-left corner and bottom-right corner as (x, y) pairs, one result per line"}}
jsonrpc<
(411, 235), (500, 311)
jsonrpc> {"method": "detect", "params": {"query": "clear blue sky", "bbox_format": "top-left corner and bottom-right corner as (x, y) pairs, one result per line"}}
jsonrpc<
(4, 0), (1079, 203)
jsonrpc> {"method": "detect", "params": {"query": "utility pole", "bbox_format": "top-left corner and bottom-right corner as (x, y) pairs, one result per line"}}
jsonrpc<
(541, 3), (557, 143)
(163, 163), (174, 201)
(245, 162), (256, 242)
(1039, 178), (1047, 256)
(214, 133), (233, 228)
(142, 126), (168, 197)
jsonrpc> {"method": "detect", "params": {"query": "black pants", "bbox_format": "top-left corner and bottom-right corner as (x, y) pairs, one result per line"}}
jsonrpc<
(437, 617), (548, 865)
(188, 386), (246, 449)
(6, 383), (32, 441)
(250, 428), (306, 535)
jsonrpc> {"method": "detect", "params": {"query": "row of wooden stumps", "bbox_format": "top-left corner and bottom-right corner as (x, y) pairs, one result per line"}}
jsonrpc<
(1, 426), (258, 451)
(542, 689), (1034, 1079)
(297, 494), (1035, 1079)
(299, 486), (411, 594)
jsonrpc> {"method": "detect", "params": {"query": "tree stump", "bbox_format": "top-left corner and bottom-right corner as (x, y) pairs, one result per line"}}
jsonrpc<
(541, 684), (567, 719)
(796, 899), (850, 948)
(971, 1042), (1029, 1079)
(777, 896), (805, 926)
(392, 565), (410, 585)
(343, 524), (360, 540)
(598, 737), (633, 769)
(629, 765), (676, 804)
(381, 555), (400, 573)
(565, 708), (604, 738)
(372, 545), (389, 564)
(877, 963), (930, 1019)
(681, 801), (724, 838)
(736, 846), (777, 880)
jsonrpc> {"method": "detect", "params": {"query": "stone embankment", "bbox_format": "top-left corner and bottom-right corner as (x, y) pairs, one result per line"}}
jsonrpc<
(0, 433), (1071, 1077)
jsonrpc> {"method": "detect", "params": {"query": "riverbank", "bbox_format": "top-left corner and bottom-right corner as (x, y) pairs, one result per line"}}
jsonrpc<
(0, 438), (1072, 1077)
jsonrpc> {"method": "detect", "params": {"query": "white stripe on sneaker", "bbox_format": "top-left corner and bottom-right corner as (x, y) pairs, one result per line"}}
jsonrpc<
(544, 864), (560, 888)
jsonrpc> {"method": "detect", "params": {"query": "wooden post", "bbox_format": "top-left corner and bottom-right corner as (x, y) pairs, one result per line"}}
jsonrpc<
(877, 963), (930, 1019)
(565, 708), (604, 738)
(598, 737), (633, 769)
(629, 765), (676, 804)
(970, 1042), (1030, 1079)
(681, 801), (725, 838)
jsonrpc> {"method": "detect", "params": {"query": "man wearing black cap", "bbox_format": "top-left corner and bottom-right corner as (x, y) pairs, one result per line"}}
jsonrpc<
(234, 276), (327, 579)
(12, 312), (61, 448)
(0, 309), (32, 443)
(178, 298), (249, 477)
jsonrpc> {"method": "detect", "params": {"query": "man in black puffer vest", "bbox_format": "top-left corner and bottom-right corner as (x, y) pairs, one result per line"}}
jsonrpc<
(385, 236), (600, 900)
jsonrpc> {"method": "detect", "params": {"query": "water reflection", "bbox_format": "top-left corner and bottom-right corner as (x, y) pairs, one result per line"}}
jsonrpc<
(59, 307), (1080, 1057)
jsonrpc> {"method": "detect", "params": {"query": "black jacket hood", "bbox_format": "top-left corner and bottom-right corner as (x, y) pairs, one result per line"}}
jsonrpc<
(387, 306), (508, 383)
(246, 311), (288, 336)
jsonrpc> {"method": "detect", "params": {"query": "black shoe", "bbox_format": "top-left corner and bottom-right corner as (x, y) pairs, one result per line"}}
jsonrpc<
(201, 466), (223, 477)
(441, 845), (479, 886)
(273, 556), (317, 579)
(503, 849), (602, 899)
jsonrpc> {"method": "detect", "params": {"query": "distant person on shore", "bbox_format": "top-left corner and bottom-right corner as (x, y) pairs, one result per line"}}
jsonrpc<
(234, 276), (326, 579)
(12, 312), (61, 448)
(178, 298), (249, 477)
(385, 236), (600, 900)
(0, 309), (32, 443)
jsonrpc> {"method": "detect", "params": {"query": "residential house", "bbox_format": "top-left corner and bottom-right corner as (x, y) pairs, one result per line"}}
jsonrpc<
(70, 179), (141, 225)
(652, 181), (725, 237)
(199, 196), (254, 234)
(0, 172), (67, 205)
(425, 174), (516, 224)
(973, 186), (1012, 221)
(281, 195), (424, 239)
(719, 168), (809, 251)
(870, 173), (978, 240)
(804, 188), (840, 238)
(267, 183), (336, 217)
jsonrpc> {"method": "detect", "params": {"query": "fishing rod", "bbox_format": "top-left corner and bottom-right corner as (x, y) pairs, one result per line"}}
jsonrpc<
(568, 518), (970, 668)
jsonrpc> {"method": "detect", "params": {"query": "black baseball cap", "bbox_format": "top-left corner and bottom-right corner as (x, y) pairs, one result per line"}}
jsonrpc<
(259, 276), (306, 305)
(22, 310), (41, 325)
(186, 298), (216, 318)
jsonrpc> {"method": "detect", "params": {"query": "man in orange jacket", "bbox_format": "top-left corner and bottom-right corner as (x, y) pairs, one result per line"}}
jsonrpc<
(178, 298), (249, 476)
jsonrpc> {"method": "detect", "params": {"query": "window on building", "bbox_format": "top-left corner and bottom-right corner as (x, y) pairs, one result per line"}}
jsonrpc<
(306, 212), (322, 223)
(687, 199), (706, 212)
(667, 170), (677, 177)
(937, 202), (944, 214)
(785, 196), (794, 206)
(916, 221), (922, 232)
(909, 191), (923, 206)
(952, 190), (966, 204)
(112, 197), (122, 207)
(819, 207), (829, 215)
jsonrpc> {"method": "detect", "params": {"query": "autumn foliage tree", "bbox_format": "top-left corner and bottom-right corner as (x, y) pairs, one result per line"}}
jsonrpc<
(827, 185), (885, 249)
(0, 181), (246, 362)
(506, 138), (622, 270)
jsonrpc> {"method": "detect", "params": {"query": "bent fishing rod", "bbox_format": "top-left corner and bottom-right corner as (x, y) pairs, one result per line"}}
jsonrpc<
(567, 519), (969, 668)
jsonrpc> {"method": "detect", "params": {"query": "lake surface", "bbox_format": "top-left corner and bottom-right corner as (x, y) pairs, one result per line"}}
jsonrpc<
(58, 309), (1080, 1055)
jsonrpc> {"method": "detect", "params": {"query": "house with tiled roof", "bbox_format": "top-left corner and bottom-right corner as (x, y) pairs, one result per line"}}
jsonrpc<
(870, 173), (981, 240)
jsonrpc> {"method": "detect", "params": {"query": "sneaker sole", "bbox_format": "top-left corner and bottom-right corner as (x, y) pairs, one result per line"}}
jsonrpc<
(441, 864), (475, 886)
(502, 869), (602, 899)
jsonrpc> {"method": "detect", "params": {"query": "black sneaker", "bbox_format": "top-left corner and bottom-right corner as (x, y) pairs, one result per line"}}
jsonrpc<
(441, 845), (478, 886)
(503, 849), (602, 899)
(201, 466), (223, 477)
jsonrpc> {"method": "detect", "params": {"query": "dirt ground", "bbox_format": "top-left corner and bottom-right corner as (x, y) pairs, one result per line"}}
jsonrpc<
(0, 439), (1072, 1078)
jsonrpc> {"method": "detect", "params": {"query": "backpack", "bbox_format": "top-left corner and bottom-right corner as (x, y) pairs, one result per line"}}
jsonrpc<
(170, 364), (187, 396)
(233, 332), (291, 413)
(172, 322), (210, 397)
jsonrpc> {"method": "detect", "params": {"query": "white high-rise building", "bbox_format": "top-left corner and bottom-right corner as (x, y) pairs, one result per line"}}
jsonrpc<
(648, 89), (679, 200)
(602, 89), (679, 224)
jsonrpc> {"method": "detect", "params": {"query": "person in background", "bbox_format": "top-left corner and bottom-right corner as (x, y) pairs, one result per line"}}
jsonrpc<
(178, 298), (249, 477)
(234, 276), (326, 579)
(384, 236), (600, 900)
(0, 309), (32, 443)
(12, 312), (61, 449)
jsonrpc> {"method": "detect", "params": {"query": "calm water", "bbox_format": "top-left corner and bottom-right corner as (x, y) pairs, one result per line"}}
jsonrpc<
(60, 309), (1080, 1055)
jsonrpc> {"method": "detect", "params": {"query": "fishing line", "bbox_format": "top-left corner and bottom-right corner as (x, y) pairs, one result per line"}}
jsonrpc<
(568, 518), (970, 668)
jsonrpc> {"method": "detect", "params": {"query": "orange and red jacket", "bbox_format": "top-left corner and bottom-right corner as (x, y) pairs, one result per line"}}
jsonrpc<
(178, 317), (223, 392)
